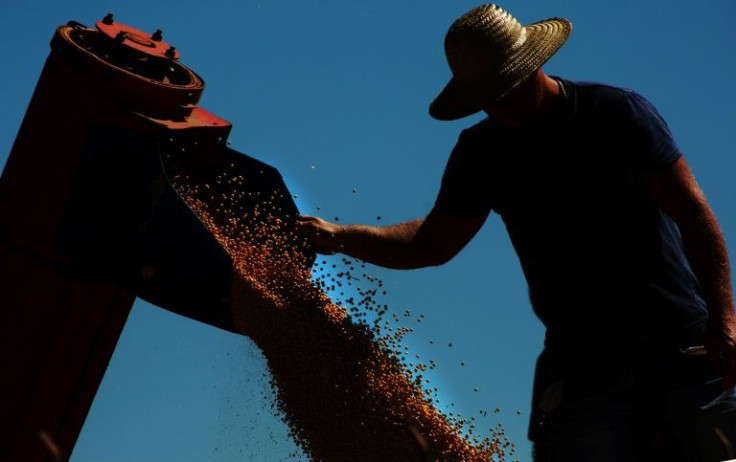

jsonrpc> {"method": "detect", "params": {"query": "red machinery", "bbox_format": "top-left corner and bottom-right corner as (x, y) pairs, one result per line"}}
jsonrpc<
(0, 15), (307, 461)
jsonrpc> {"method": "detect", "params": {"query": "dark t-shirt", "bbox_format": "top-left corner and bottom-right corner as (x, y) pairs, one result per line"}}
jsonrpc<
(435, 79), (708, 352)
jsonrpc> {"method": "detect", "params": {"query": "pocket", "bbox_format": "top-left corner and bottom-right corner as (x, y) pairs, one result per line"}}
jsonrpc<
(529, 349), (567, 442)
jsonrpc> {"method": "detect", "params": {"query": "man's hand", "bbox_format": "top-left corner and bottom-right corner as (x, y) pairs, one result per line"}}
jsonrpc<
(704, 315), (736, 389)
(294, 215), (343, 255)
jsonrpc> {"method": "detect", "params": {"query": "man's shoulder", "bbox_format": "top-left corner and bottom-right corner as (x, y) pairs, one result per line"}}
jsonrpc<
(562, 79), (650, 120)
(565, 79), (634, 98)
(566, 79), (669, 126)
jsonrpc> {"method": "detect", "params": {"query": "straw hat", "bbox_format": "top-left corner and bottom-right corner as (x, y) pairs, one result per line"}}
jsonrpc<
(429, 4), (572, 121)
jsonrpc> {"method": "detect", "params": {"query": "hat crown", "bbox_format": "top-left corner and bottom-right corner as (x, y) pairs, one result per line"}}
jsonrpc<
(445, 4), (527, 82)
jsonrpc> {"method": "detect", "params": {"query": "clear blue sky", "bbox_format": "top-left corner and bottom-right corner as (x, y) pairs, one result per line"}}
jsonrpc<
(1, 1), (735, 461)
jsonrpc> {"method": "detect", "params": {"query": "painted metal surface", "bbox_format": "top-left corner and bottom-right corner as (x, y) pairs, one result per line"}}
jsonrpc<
(96, 13), (181, 60)
(0, 15), (305, 461)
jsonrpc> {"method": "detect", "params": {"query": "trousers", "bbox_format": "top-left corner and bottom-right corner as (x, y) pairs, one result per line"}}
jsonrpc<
(529, 345), (736, 462)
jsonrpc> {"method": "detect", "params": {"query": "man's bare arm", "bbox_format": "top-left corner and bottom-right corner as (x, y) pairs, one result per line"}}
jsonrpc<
(643, 156), (736, 388)
(295, 208), (488, 270)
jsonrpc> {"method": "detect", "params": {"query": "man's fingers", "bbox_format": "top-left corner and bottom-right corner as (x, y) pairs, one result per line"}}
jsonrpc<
(296, 214), (321, 223)
(706, 342), (736, 389)
(295, 215), (327, 233)
(708, 346), (723, 375)
(293, 215), (340, 255)
(723, 351), (736, 389)
(294, 216), (320, 235)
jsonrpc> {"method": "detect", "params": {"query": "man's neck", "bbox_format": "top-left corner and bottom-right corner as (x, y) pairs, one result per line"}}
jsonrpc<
(484, 72), (563, 128)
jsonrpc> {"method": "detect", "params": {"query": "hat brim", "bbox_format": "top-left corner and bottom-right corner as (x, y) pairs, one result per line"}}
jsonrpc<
(429, 18), (572, 121)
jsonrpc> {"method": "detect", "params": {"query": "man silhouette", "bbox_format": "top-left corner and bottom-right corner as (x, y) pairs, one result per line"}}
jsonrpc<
(296, 4), (736, 461)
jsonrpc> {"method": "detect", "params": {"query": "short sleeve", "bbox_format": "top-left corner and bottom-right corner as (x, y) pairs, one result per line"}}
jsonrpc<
(434, 129), (493, 218)
(620, 90), (682, 173)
